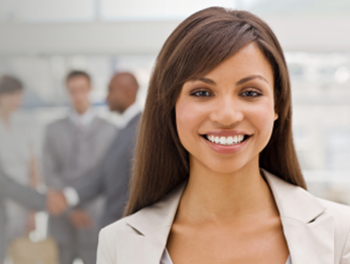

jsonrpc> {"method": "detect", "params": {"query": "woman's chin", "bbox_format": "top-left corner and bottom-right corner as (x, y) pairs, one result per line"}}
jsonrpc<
(203, 161), (249, 176)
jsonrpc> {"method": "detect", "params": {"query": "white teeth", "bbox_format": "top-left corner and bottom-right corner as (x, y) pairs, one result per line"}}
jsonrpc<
(233, 135), (238, 144)
(220, 137), (226, 145)
(206, 134), (246, 146)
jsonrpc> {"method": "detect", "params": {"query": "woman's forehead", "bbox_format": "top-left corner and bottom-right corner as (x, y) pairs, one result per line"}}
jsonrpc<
(185, 43), (274, 85)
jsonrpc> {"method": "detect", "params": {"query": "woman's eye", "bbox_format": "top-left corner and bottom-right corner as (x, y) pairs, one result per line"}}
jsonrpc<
(241, 90), (261, 97)
(191, 90), (212, 97)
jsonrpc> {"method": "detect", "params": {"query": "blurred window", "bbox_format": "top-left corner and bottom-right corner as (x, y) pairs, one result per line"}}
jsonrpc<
(326, 130), (350, 170)
(0, 0), (95, 22)
(100, 0), (236, 21)
(250, 0), (350, 16)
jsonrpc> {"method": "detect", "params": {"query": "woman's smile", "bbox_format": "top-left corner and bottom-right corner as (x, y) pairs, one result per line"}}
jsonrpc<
(205, 134), (245, 146)
(199, 129), (252, 154)
(203, 133), (251, 154)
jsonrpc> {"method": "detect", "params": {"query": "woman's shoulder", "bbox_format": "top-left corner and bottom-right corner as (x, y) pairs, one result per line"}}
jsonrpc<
(264, 169), (350, 235)
(317, 197), (350, 228)
(99, 215), (138, 248)
(97, 217), (134, 264)
(97, 184), (186, 264)
(316, 197), (350, 261)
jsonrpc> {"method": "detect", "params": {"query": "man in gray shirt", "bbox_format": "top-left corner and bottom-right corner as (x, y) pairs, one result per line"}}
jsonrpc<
(43, 71), (116, 264)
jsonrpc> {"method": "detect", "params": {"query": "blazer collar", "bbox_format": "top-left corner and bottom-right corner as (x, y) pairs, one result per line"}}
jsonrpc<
(124, 171), (334, 264)
(263, 169), (334, 264)
(126, 183), (185, 236)
(120, 184), (185, 264)
(262, 169), (326, 223)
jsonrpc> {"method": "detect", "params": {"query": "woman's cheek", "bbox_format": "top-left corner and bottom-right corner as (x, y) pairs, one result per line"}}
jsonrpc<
(175, 101), (191, 142)
(256, 107), (276, 142)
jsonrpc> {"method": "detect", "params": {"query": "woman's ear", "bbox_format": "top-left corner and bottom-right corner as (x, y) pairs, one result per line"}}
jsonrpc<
(274, 104), (279, 120)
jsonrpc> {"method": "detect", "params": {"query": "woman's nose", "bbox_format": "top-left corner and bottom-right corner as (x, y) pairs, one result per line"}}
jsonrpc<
(209, 96), (243, 127)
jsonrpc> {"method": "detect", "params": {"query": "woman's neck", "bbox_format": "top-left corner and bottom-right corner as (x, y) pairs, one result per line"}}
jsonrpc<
(178, 160), (276, 224)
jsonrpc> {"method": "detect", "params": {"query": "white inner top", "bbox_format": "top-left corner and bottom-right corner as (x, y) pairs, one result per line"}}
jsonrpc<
(161, 249), (292, 264)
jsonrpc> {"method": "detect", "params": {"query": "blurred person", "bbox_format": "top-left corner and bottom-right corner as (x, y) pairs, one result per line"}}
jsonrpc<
(97, 7), (350, 264)
(0, 165), (45, 264)
(0, 163), (69, 264)
(0, 75), (40, 248)
(48, 72), (141, 229)
(43, 70), (116, 264)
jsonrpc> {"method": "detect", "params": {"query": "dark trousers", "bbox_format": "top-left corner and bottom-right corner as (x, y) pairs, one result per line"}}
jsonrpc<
(58, 242), (97, 264)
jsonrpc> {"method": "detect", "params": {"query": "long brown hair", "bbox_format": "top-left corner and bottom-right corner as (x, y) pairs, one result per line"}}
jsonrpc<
(125, 7), (306, 216)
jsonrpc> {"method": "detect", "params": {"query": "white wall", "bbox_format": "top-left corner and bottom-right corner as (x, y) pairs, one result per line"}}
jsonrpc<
(1, 16), (350, 55)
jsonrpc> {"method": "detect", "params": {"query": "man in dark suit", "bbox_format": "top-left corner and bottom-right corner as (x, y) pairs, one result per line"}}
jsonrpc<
(0, 166), (65, 263)
(51, 72), (141, 227)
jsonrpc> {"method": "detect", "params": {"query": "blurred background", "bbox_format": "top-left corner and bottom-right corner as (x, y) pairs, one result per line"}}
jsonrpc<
(1, 0), (350, 263)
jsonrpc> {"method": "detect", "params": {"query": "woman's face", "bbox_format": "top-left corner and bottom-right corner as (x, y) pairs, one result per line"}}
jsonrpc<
(175, 43), (278, 175)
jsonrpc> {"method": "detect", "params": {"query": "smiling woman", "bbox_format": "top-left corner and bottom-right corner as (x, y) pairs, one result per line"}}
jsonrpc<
(97, 7), (350, 264)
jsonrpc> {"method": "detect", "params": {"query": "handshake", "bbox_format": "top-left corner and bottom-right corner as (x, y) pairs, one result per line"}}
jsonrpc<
(45, 190), (93, 228)
(46, 189), (68, 216)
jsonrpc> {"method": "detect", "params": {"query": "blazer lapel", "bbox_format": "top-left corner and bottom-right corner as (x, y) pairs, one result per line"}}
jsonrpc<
(263, 169), (334, 264)
(120, 171), (335, 264)
(121, 183), (186, 264)
(282, 216), (334, 263)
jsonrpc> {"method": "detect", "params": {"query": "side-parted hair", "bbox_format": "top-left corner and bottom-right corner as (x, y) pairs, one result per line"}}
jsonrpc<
(66, 70), (91, 84)
(125, 7), (306, 216)
(0, 75), (23, 96)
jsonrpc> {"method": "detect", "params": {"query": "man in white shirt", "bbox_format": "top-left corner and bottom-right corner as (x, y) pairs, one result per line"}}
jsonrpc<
(43, 71), (116, 264)
(47, 71), (141, 227)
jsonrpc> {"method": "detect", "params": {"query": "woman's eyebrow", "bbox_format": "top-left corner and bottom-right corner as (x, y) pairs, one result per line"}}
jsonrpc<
(194, 75), (268, 86)
(196, 77), (216, 85)
(236, 75), (269, 85)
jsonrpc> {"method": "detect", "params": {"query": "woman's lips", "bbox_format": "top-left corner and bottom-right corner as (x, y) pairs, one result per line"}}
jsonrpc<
(206, 134), (246, 145)
(205, 129), (249, 135)
(202, 134), (251, 154)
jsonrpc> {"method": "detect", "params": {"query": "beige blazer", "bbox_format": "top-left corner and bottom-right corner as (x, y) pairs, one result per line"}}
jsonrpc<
(97, 170), (350, 264)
